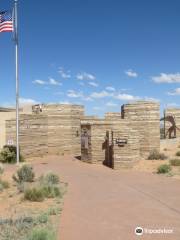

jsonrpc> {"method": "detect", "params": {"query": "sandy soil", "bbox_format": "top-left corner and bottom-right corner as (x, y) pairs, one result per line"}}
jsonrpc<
(0, 138), (180, 240)
(132, 138), (180, 179)
(0, 163), (62, 221)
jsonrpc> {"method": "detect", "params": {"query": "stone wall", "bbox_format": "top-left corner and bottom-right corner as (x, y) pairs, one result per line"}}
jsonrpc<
(122, 101), (160, 158)
(111, 122), (140, 169)
(105, 112), (121, 120)
(5, 104), (84, 157)
(42, 104), (84, 156)
(6, 114), (48, 157)
(81, 119), (112, 164)
(81, 119), (140, 168)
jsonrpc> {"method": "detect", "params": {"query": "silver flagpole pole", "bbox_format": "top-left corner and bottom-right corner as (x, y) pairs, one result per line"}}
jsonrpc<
(14, 0), (19, 164)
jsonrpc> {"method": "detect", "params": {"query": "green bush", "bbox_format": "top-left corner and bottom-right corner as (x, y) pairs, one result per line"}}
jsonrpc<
(27, 228), (55, 240)
(39, 172), (59, 185)
(170, 159), (180, 166)
(36, 213), (49, 224)
(176, 151), (180, 156)
(48, 207), (61, 216)
(17, 182), (31, 193)
(148, 149), (167, 160)
(0, 179), (9, 192)
(0, 145), (24, 164)
(13, 165), (35, 183)
(24, 188), (45, 202)
(42, 185), (61, 198)
(157, 164), (172, 174)
(0, 163), (4, 175)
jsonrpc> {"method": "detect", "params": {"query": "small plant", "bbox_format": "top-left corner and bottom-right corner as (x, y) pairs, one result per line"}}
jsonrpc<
(13, 165), (35, 183)
(17, 182), (31, 193)
(27, 228), (55, 240)
(24, 188), (45, 202)
(170, 159), (180, 166)
(39, 172), (59, 185)
(148, 149), (167, 160)
(0, 145), (24, 164)
(0, 179), (9, 192)
(176, 151), (180, 156)
(0, 179), (9, 189)
(36, 213), (49, 224)
(42, 185), (61, 198)
(48, 207), (61, 216)
(157, 164), (172, 174)
(0, 163), (4, 175)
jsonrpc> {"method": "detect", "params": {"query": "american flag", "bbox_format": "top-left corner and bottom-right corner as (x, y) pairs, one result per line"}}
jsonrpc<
(0, 11), (13, 33)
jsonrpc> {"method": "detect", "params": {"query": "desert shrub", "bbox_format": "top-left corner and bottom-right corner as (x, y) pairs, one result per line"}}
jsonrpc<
(42, 185), (61, 198)
(0, 163), (4, 175)
(170, 159), (180, 166)
(38, 172), (61, 198)
(0, 178), (9, 192)
(27, 228), (55, 240)
(24, 188), (45, 202)
(13, 165), (35, 183)
(39, 172), (59, 185)
(0, 179), (9, 189)
(17, 182), (31, 193)
(0, 145), (24, 164)
(36, 213), (49, 224)
(48, 207), (61, 216)
(157, 164), (172, 174)
(148, 149), (167, 160)
(176, 151), (180, 156)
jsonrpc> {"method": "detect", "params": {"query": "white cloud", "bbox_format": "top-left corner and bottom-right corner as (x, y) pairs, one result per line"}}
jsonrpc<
(33, 79), (46, 85)
(167, 88), (180, 95)
(67, 90), (83, 98)
(76, 72), (96, 81)
(114, 93), (140, 101)
(33, 78), (62, 86)
(106, 102), (118, 107)
(90, 91), (113, 99)
(90, 90), (140, 101)
(167, 103), (179, 107)
(58, 67), (71, 79)
(19, 98), (38, 106)
(152, 73), (180, 83)
(125, 69), (138, 78)
(83, 96), (93, 102)
(144, 97), (160, 102)
(49, 78), (62, 86)
(106, 86), (115, 91)
(59, 101), (71, 105)
(67, 90), (93, 102)
(88, 82), (99, 87)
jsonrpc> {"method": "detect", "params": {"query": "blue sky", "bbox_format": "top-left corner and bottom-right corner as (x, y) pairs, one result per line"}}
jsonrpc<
(1, 0), (180, 116)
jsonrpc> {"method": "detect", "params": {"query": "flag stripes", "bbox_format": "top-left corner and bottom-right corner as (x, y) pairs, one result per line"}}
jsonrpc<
(0, 11), (13, 33)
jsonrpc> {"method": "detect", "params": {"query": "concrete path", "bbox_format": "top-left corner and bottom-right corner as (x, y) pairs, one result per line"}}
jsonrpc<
(33, 156), (180, 240)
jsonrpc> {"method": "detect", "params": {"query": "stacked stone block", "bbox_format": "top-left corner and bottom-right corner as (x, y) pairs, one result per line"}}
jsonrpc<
(122, 101), (160, 158)
(6, 114), (48, 157)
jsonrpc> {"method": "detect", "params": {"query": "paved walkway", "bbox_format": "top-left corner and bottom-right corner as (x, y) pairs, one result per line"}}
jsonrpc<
(33, 156), (180, 240)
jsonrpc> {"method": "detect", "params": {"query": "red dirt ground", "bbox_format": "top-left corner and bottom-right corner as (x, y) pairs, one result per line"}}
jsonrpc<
(2, 155), (180, 240)
(30, 155), (180, 240)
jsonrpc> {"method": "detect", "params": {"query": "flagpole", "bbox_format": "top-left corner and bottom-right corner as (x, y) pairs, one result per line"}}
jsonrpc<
(14, 0), (19, 164)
